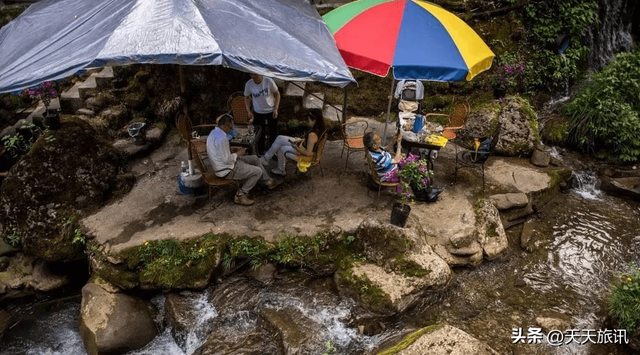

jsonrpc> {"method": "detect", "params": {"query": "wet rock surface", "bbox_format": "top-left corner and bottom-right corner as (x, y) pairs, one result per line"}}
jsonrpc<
(79, 281), (157, 355)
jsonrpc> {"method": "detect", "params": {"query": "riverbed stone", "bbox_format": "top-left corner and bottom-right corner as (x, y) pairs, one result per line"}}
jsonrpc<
(489, 193), (529, 210)
(535, 314), (571, 332)
(355, 214), (426, 266)
(0, 253), (69, 302)
(434, 245), (483, 266)
(79, 282), (157, 355)
(493, 97), (539, 156)
(249, 263), (277, 284)
(261, 307), (315, 354)
(447, 240), (483, 257)
(520, 218), (539, 251)
(485, 160), (551, 193)
(386, 324), (499, 355)
(342, 254), (450, 314)
(475, 200), (509, 259)
(197, 313), (283, 355)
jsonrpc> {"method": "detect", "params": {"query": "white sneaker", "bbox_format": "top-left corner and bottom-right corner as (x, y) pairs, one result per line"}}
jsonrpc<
(271, 168), (286, 176)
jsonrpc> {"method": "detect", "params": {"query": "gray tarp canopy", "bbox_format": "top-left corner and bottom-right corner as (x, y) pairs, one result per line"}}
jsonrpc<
(0, 0), (356, 93)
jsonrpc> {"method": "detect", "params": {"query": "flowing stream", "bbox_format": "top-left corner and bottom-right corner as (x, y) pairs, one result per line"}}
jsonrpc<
(1, 173), (639, 355)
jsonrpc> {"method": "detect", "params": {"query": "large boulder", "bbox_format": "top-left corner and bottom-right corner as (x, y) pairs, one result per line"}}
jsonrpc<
(79, 281), (157, 355)
(337, 215), (451, 313)
(0, 119), (130, 262)
(493, 96), (540, 156)
(0, 253), (69, 302)
(381, 324), (499, 355)
(474, 200), (509, 259)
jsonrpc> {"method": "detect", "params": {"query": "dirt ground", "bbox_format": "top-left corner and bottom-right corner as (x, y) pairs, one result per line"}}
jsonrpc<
(81, 117), (549, 255)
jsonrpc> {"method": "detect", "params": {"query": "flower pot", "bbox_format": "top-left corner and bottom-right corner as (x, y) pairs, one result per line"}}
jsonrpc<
(390, 202), (411, 227)
(43, 110), (60, 130)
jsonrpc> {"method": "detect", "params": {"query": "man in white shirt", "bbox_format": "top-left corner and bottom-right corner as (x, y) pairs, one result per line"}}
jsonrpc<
(207, 114), (279, 206)
(244, 74), (280, 154)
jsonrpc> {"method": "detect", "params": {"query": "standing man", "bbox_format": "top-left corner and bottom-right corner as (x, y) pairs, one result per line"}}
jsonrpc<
(244, 73), (281, 154)
(207, 114), (279, 206)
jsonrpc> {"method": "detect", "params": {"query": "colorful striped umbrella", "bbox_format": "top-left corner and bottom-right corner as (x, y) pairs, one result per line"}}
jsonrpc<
(323, 0), (494, 81)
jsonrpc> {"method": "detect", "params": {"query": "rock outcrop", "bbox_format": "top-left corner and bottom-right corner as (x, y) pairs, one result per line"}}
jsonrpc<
(79, 281), (157, 355)
(0, 119), (130, 262)
(381, 324), (500, 355)
(0, 253), (69, 302)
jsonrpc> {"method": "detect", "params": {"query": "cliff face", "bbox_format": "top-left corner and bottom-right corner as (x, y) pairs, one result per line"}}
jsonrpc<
(587, 0), (637, 70)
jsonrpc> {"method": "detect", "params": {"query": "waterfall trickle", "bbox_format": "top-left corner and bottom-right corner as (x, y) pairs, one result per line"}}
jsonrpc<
(571, 170), (603, 200)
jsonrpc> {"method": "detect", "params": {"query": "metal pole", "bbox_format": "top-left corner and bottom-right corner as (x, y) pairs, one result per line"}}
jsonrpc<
(342, 84), (348, 125)
(381, 77), (395, 146)
(179, 65), (195, 175)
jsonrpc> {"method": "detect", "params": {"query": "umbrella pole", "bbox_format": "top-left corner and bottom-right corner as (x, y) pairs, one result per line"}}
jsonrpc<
(179, 66), (195, 175)
(381, 78), (395, 146)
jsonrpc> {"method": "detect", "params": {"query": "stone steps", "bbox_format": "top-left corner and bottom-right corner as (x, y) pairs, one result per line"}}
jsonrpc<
(60, 67), (114, 114)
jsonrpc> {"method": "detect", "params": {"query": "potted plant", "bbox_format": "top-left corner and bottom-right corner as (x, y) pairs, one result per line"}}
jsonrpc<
(27, 81), (60, 129)
(384, 152), (436, 203)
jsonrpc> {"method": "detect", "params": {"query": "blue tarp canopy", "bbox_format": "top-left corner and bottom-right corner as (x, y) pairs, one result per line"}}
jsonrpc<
(0, 0), (356, 93)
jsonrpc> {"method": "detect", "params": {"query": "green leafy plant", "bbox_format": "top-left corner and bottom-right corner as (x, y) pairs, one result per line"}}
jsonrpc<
(322, 340), (335, 355)
(2, 134), (26, 157)
(72, 229), (86, 245)
(610, 267), (640, 332)
(562, 48), (640, 162)
(523, 0), (598, 92)
(5, 232), (20, 247)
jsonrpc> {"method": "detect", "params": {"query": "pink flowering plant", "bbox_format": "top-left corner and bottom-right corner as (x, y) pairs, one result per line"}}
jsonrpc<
(490, 58), (525, 96)
(27, 81), (57, 113)
(383, 152), (433, 202)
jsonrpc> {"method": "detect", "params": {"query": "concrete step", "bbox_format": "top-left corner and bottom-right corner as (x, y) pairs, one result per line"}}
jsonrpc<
(302, 92), (324, 110)
(284, 82), (305, 97)
(322, 104), (343, 123)
(94, 66), (114, 89)
(60, 81), (83, 114)
(26, 98), (60, 120)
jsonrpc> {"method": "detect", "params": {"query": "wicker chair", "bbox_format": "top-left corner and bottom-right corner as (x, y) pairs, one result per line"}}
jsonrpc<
(365, 151), (399, 198)
(227, 91), (250, 124)
(425, 102), (470, 140)
(341, 120), (368, 172)
(190, 143), (239, 201)
(177, 114), (207, 154)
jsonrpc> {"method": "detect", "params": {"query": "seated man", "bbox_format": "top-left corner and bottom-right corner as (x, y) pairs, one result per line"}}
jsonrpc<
(363, 131), (403, 182)
(207, 114), (278, 206)
(364, 131), (444, 200)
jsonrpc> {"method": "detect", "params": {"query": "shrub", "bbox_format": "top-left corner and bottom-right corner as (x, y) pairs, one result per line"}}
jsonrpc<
(562, 48), (640, 163)
(610, 267), (640, 332)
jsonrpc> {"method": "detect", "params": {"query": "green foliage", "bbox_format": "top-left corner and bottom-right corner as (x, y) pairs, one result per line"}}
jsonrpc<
(222, 235), (327, 270)
(72, 229), (86, 245)
(563, 49), (640, 162)
(1, 134), (26, 157)
(523, 0), (598, 92)
(5, 232), (20, 247)
(610, 267), (640, 332)
(322, 341), (335, 355)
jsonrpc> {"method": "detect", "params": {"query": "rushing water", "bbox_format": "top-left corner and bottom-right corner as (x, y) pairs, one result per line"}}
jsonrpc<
(2, 179), (639, 355)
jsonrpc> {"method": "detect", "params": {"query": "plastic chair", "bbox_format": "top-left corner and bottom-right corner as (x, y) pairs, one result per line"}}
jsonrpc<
(425, 102), (470, 140)
(340, 120), (368, 172)
(454, 124), (501, 191)
(365, 151), (399, 199)
(227, 91), (250, 124)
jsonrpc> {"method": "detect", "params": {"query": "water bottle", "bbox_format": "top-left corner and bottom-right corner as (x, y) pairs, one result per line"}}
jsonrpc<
(181, 161), (187, 176)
